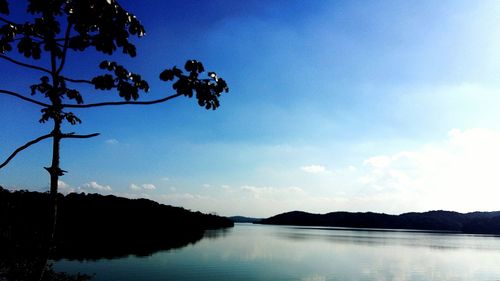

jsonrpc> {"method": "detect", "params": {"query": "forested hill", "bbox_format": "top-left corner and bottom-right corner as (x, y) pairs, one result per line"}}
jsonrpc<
(0, 187), (233, 259)
(230, 216), (263, 223)
(259, 210), (500, 234)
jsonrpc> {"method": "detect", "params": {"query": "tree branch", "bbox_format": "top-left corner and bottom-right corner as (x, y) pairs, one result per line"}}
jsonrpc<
(0, 89), (50, 107)
(61, 76), (93, 85)
(62, 93), (183, 108)
(56, 23), (73, 74)
(0, 133), (53, 169)
(0, 16), (17, 26)
(12, 37), (44, 44)
(61, 132), (100, 139)
(0, 54), (52, 74)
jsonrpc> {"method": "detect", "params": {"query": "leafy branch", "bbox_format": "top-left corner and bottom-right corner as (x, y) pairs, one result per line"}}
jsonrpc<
(0, 2), (228, 281)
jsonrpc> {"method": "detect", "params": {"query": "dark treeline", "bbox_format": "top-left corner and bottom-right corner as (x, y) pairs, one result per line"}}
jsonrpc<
(230, 216), (263, 223)
(0, 186), (233, 260)
(259, 210), (500, 234)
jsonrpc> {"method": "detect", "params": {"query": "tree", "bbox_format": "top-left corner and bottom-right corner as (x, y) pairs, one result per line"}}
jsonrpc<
(0, 0), (228, 279)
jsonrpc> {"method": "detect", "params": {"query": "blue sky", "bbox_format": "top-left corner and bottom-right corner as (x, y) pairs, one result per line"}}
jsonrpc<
(2, 0), (500, 217)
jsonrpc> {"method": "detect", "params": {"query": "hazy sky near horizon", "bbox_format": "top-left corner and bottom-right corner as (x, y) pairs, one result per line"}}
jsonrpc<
(2, 0), (500, 217)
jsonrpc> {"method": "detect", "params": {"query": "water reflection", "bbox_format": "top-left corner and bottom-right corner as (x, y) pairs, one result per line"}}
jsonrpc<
(202, 227), (233, 240)
(275, 225), (500, 251)
(52, 227), (233, 262)
(55, 224), (500, 281)
(301, 274), (326, 281)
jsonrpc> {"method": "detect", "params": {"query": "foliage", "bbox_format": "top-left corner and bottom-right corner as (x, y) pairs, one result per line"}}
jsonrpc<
(0, 1), (229, 280)
(0, 0), (229, 174)
(0, 0), (228, 125)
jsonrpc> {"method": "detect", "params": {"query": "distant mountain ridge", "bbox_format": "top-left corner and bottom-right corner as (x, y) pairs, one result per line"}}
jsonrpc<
(258, 210), (500, 234)
(230, 216), (263, 223)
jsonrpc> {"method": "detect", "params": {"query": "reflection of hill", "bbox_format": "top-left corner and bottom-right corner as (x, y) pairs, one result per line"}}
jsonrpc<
(0, 187), (233, 260)
(259, 210), (500, 234)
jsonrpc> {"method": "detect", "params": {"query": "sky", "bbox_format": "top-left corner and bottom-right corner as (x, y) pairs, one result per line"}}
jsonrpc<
(2, 0), (500, 217)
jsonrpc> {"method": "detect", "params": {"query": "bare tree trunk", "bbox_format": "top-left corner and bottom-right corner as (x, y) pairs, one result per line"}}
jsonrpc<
(49, 120), (61, 242)
(38, 119), (61, 281)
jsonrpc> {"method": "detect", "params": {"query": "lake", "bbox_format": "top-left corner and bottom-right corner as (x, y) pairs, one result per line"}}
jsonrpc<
(54, 223), (500, 281)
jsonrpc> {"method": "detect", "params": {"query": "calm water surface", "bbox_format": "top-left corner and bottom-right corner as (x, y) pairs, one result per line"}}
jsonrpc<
(55, 224), (500, 281)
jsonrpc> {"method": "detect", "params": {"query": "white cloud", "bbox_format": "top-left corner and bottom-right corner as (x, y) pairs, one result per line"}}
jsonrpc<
(62, 128), (500, 217)
(57, 180), (111, 194)
(355, 128), (500, 212)
(82, 181), (112, 192)
(160, 128), (500, 217)
(142, 184), (156, 190)
(58, 180), (75, 194)
(105, 138), (119, 145)
(363, 156), (392, 169)
(130, 183), (141, 191)
(150, 184), (313, 217)
(300, 165), (327, 174)
(240, 185), (304, 199)
(130, 183), (156, 191)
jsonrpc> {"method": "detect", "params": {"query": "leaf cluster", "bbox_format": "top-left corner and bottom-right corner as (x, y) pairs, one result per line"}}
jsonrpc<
(30, 76), (82, 104)
(0, 0), (229, 127)
(63, 0), (145, 56)
(40, 106), (81, 125)
(160, 60), (229, 110)
(92, 60), (149, 101)
(0, 0), (145, 60)
(28, 75), (84, 124)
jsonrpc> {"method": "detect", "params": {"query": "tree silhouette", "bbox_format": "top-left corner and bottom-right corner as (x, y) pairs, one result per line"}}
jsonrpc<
(0, 0), (228, 279)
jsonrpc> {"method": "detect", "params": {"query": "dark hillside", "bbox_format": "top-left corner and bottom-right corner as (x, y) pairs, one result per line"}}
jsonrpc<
(259, 210), (500, 234)
(262, 211), (323, 226)
(398, 211), (465, 231)
(0, 186), (233, 260)
(323, 212), (400, 229)
(230, 216), (263, 223)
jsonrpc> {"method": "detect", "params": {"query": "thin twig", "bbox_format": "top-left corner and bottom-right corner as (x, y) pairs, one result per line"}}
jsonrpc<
(0, 133), (53, 169)
(61, 76), (93, 84)
(0, 89), (50, 107)
(0, 54), (52, 74)
(62, 93), (183, 108)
